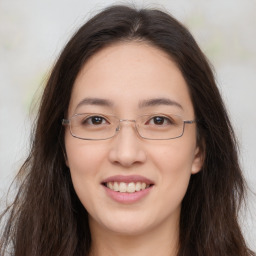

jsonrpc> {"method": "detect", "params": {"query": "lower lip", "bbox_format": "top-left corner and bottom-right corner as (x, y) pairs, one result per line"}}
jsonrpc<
(103, 185), (153, 203)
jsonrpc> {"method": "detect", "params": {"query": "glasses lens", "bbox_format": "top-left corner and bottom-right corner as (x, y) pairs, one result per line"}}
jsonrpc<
(67, 113), (186, 140)
(136, 114), (184, 140)
(70, 114), (118, 140)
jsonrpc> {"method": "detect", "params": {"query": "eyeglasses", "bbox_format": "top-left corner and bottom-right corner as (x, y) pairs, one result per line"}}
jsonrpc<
(62, 113), (196, 140)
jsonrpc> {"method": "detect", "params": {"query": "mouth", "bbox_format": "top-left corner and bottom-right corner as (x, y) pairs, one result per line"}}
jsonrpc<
(103, 181), (153, 193)
(101, 175), (154, 193)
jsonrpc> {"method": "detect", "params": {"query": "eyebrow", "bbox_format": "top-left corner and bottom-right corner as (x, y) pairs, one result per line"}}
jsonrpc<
(75, 97), (114, 110)
(75, 97), (183, 111)
(138, 97), (183, 110)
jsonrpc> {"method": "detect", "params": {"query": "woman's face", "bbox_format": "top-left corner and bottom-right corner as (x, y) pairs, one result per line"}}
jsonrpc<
(65, 42), (203, 236)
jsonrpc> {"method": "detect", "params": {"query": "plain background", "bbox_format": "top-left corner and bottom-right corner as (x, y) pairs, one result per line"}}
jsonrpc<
(0, 0), (255, 250)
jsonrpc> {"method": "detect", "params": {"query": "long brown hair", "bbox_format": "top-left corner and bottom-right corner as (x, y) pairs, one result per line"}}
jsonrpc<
(0, 5), (255, 256)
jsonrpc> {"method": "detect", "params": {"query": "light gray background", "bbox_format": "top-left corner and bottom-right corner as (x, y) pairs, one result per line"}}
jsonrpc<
(0, 0), (255, 250)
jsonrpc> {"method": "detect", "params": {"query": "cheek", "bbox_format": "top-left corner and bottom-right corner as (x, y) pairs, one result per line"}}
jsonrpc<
(150, 139), (196, 196)
(65, 138), (107, 204)
(151, 139), (196, 173)
(65, 138), (106, 173)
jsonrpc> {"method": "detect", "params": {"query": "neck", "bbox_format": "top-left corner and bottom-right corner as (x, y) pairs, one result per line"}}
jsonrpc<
(89, 218), (179, 256)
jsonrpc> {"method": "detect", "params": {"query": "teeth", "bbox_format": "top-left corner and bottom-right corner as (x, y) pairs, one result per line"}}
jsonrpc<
(106, 182), (149, 193)
(127, 182), (135, 193)
(113, 182), (119, 191)
(119, 182), (126, 193)
(135, 182), (141, 191)
(108, 182), (114, 190)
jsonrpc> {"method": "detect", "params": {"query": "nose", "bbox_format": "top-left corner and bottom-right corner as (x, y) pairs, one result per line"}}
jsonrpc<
(108, 120), (147, 167)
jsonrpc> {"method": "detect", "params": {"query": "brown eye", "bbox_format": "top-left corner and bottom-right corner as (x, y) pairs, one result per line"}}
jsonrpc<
(91, 116), (105, 125)
(82, 116), (108, 126)
(147, 116), (172, 126)
(153, 116), (165, 125)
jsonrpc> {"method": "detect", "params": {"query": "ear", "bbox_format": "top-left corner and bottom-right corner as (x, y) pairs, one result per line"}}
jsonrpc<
(191, 145), (204, 174)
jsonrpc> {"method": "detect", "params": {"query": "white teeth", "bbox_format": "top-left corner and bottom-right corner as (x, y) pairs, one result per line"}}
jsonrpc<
(113, 182), (119, 191)
(119, 182), (126, 193)
(135, 182), (141, 191)
(127, 182), (135, 193)
(108, 182), (114, 190)
(106, 181), (149, 193)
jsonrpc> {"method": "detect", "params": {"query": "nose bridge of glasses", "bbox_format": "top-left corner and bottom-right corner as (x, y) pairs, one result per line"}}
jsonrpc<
(116, 119), (137, 132)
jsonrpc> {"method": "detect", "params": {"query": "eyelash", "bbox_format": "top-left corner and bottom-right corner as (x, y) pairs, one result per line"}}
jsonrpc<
(81, 116), (109, 125)
(146, 116), (174, 126)
(81, 115), (175, 126)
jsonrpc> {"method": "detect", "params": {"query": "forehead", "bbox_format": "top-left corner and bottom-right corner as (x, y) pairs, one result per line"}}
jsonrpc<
(68, 41), (194, 117)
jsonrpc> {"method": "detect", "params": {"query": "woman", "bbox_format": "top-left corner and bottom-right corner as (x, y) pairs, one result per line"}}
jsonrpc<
(0, 5), (255, 256)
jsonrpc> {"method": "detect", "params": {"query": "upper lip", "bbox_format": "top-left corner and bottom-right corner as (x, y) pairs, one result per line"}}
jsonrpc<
(101, 175), (154, 185)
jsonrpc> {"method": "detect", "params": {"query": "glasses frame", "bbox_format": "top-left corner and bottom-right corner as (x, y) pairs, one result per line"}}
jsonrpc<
(62, 113), (196, 141)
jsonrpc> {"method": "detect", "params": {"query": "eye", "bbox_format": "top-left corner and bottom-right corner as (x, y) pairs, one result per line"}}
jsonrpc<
(146, 115), (174, 126)
(82, 115), (108, 126)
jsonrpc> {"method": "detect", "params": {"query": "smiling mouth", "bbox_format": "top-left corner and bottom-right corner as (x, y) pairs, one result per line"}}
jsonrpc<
(103, 182), (153, 193)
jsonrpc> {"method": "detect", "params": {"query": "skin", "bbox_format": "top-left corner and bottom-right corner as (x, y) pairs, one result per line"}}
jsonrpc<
(65, 41), (203, 256)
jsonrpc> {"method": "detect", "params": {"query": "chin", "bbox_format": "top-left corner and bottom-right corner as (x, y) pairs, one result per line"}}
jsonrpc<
(89, 209), (171, 237)
(104, 221), (153, 236)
